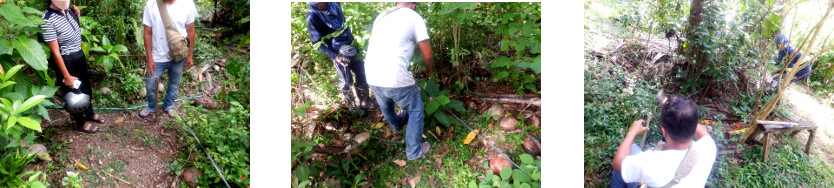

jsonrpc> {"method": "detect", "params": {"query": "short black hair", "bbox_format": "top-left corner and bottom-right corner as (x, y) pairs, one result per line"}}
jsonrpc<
(660, 95), (698, 142)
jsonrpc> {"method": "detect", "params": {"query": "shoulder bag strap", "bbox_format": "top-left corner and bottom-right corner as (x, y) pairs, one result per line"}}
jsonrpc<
(372, 6), (406, 26)
(156, 0), (173, 28)
(654, 144), (698, 188)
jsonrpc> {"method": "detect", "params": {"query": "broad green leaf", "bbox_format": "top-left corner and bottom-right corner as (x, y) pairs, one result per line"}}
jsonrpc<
(3, 92), (25, 102)
(515, 61), (531, 69)
(102, 36), (111, 46)
(512, 169), (530, 183)
(4, 64), (24, 81)
(29, 181), (46, 188)
(6, 115), (16, 131)
(102, 56), (115, 71)
(520, 183), (531, 188)
(494, 71), (509, 82)
(447, 100), (465, 113)
(21, 7), (42, 15)
(89, 46), (106, 53)
(12, 36), (48, 71)
(38, 106), (50, 122)
(103, 44), (113, 52)
(0, 4), (31, 26)
(492, 56), (510, 68)
(426, 101), (440, 115)
(532, 171), (541, 181)
(531, 55), (541, 74)
(434, 111), (453, 126)
(500, 166), (512, 181)
(19, 95), (46, 113)
(436, 95), (450, 105)
(425, 81), (439, 97)
(16, 116), (40, 132)
(469, 181), (477, 188)
(520, 153), (534, 164)
(112, 44), (128, 52)
(5, 138), (19, 148)
(81, 42), (90, 59)
(0, 81), (16, 90)
(0, 39), (12, 55)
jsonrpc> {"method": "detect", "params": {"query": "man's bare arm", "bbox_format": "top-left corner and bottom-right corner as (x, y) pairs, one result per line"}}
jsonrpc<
(614, 120), (648, 172)
(418, 39), (434, 77)
(143, 25), (155, 76)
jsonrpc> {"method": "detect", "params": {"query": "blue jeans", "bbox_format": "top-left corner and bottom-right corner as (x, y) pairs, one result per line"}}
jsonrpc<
(610, 144), (642, 188)
(370, 84), (425, 160)
(334, 59), (367, 91)
(145, 59), (185, 112)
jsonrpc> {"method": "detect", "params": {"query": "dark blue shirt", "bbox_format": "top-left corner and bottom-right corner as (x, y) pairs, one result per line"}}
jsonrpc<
(776, 46), (803, 68)
(306, 2), (354, 60)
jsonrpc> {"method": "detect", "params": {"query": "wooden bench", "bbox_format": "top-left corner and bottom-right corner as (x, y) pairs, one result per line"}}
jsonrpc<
(744, 120), (817, 160)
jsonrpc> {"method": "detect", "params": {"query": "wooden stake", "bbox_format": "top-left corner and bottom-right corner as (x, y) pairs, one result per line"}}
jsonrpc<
(640, 112), (653, 149)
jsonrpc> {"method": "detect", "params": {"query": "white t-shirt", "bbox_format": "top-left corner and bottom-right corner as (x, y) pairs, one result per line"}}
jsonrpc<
(364, 7), (430, 88)
(142, 0), (198, 62)
(621, 136), (717, 188)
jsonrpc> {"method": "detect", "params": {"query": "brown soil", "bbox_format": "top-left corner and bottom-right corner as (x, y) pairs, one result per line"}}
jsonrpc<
(35, 108), (185, 188)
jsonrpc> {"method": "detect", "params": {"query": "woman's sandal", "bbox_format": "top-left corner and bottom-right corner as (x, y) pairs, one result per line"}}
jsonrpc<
(76, 122), (100, 133)
(87, 114), (105, 124)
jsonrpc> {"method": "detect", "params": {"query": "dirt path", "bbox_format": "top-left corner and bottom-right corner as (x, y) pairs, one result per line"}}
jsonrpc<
(39, 108), (185, 188)
(782, 85), (834, 169)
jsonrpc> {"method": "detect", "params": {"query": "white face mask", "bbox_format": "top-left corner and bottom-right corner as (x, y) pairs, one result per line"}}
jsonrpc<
(53, 0), (70, 10)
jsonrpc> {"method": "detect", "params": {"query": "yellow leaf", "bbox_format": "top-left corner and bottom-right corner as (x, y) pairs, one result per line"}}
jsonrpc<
(422, 134), (426, 138)
(73, 159), (88, 171)
(463, 130), (479, 144)
(435, 126), (441, 135)
(372, 122), (384, 129)
(393, 159), (407, 166)
(488, 123), (493, 129)
(114, 117), (125, 124)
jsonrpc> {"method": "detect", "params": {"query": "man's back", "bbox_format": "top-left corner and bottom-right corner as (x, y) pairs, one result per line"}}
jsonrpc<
(620, 136), (717, 187)
(364, 7), (429, 88)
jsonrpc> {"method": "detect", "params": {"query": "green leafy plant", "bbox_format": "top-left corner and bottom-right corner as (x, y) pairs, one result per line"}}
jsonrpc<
(177, 101), (250, 187)
(472, 154), (541, 188)
(418, 78), (466, 127)
(89, 36), (128, 72)
(61, 171), (83, 188)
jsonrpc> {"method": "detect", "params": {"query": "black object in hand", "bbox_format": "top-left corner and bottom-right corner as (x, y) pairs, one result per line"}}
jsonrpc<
(337, 45), (358, 65)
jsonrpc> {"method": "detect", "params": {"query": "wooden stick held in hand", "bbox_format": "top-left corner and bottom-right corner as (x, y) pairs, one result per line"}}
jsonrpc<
(640, 112), (653, 149)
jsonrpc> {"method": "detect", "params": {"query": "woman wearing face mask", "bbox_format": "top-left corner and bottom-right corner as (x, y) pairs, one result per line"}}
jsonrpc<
(40, 0), (105, 133)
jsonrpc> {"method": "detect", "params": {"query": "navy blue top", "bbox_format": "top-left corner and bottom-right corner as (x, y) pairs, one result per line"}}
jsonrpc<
(306, 2), (354, 60)
(776, 46), (803, 68)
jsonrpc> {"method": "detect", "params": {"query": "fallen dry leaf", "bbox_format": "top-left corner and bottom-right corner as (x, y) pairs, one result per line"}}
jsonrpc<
(73, 159), (88, 171)
(435, 157), (443, 168)
(393, 160), (407, 167)
(113, 117), (125, 124)
(409, 174), (421, 188)
(463, 130), (479, 144)
(372, 122), (384, 129)
(429, 176), (435, 186)
(488, 123), (493, 129)
(422, 134), (426, 139)
(435, 126), (441, 135)
(130, 145), (145, 151)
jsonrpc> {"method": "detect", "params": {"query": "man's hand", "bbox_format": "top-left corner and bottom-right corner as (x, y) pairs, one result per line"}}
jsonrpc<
(420, 67), (432, 79)
(186, 56), (194, 70)
(628, 119), (649, 136)
(73, 5), (80, 16)
(64, 76), (78, 88)
(335, 58), (348, 67)
(146, 60), (155, 76)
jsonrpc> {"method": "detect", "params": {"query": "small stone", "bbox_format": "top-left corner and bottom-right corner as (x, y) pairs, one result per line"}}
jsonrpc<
(485, 105), (504, 121)
(354, 132), (370, 144)
(526, 115), (540, 129)
(499, 116), (518, 130)
(27, 144), (51, 161)
(523, 135), (541, 157)
(158, 82), (164, 92)
(213, 65), (220, 71)
(100, 87), (111, 95)
(182, 167), (201, 186)
(139, 89), (146, 96)
(490, 155), (512, 175)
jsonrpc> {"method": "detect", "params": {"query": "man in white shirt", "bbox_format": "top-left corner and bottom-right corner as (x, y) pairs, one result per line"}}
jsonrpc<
(611, 96), (717, 187)
(140, 0), (198, 118)
(364, 2), (435, 160)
